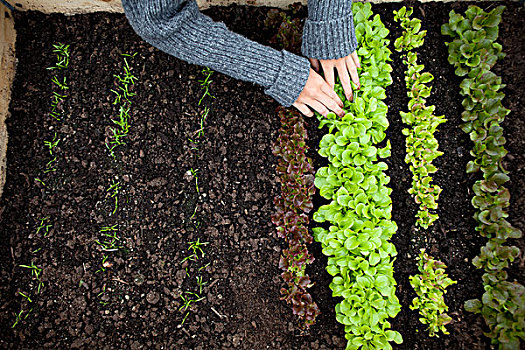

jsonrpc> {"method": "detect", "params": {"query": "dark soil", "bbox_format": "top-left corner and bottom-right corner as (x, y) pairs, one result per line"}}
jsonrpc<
(0, 2), (523, 349)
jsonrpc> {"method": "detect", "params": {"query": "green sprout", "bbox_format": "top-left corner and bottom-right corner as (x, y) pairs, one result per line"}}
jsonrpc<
(96, 254), (110, 273)
(44, 133), (60, 155)
(181, 238), (209, 263)
(107, 180), (121, 215)
(190, 168), (199, 193)
(49, 91), (67, 121)
(47, 43), (70, 70)
(44, 157), (57, 173)
(18, 291), (32, 303)
(19, 262), (44, 293)
(51, 76), (69, 90)
(192, 106), (210, 139)
(36, 217), (52, 237)
(198, 67), (215, 105)
(196, 276), (208, 294)
(95, 225), (122, 252)
(179, 292), (205, 326)
(12, 309), (24, 328)
(108, 53), (137, 156)
(198, 262), (210, 272)
(20, 262), (42, 280)
(189, 205), (198, 221)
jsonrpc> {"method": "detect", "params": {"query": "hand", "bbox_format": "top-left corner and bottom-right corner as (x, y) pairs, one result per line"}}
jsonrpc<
(309, 51), (361, 101)
(293, 68), (345, 118)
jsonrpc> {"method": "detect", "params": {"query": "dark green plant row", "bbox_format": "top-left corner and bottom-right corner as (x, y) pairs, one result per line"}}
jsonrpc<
(312, 3), (402, 349)
(393, 6), (446, 229)
(272, 107), (320, 327)
(442, 6), (524, 349)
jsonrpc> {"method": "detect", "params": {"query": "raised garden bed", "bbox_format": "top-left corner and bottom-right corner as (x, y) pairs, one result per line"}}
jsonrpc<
(0, 2), (523, 349)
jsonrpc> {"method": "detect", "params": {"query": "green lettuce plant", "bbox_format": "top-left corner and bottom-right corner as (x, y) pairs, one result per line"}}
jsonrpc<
(409, 249), (456, 337)
(443, 6), (524, 349)
(312, 3), (402, 349)
(394, 6), (446, 229)
(272, 107), (320, 327)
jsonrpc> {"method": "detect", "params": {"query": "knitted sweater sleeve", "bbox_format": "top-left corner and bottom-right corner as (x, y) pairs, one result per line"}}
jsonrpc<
(302, 0), (357, 60)
(121, 0), (310, 107)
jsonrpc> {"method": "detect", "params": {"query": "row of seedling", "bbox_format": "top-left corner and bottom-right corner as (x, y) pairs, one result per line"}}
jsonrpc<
(188, 67), (213, 149)
(393, 6), (456, 337)
(271, 107), (320, 327)
(106, 53), (137, 158)
(312, 3), (402, 349)
(95, 53), (138, 276)
(177, 66), (216, 326)
(393, 6), (446, 229)
(443, 6), (524, 349)
(14, 43), (71, 327)
(43, 43), (70, 175)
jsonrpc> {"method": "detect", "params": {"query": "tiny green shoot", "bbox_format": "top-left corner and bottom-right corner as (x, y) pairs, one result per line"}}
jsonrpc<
(36, 217), (52, 237)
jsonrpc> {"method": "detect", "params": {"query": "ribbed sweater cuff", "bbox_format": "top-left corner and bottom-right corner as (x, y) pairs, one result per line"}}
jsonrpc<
(301, 13), (358, 60)
(265, 51), (310, 107)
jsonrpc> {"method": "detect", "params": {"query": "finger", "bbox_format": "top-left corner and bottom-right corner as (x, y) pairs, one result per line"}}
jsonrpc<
(321, 62), (336, 90)
(293, 102), (314, 118)
(304, 98), (329, 117)
(320, 83), (344, 108)
(316, 91), (345, 117)
(309, 58), (320, 72)
(351, 51), (361, 69)
(336, 61), (353, 101)
(346, 56), (360, 89)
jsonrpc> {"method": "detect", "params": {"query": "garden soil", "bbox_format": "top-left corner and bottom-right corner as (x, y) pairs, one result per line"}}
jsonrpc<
(0, 2), (523, 349)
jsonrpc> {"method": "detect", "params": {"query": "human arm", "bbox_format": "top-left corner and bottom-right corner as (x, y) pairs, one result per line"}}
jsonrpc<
(302, 0), (360, 102)
(121, 0), (344, 117)
(121, 0), (309, 107)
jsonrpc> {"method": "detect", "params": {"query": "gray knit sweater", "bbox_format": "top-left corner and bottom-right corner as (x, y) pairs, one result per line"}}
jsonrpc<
(122, 0), (357, 107)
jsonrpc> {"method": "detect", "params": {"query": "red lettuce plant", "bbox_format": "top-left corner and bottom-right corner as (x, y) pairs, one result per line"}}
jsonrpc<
(443, 6), (524, 348)
(272, 107), (320, 327)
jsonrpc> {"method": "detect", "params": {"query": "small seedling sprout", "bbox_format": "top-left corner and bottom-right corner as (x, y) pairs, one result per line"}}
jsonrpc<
(196, 276), (208, 294)
(19, 262), (42, 280)
(12, 309), (24, 328)
(96, 255), (109, 273)
(47, 43), (70, 70)
(107, 180), (121, 214)
(36, 217), (52, 237)
(51, 76), (69, 90)
(190, 168), (199, 193)
(44, 132), (60, 156)
(18, 291), (32, 303)
(198, 67), (215, 105)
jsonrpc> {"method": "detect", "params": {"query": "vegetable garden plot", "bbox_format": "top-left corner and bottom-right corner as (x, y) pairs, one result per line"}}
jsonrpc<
(0, 2), (524, 350)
